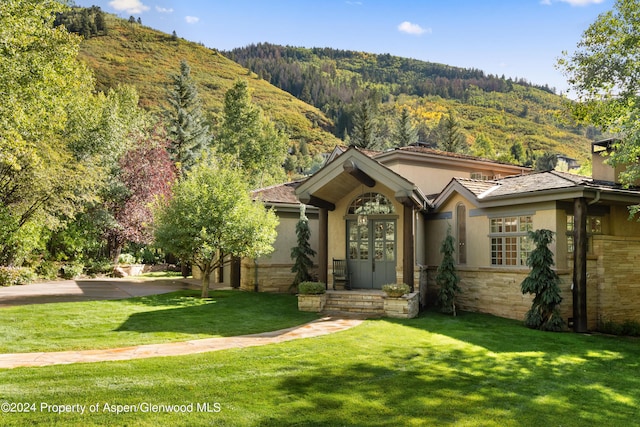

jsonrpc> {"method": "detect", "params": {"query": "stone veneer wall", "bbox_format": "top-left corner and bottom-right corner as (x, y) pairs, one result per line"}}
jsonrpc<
(589, 235), (640, 325)
(425, 235), (640, 330)
(425, 267), (575, 326)
(240, 261), (319, 293)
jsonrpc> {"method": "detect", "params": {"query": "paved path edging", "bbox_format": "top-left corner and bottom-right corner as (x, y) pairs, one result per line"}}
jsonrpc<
(0, 316), (363, 369)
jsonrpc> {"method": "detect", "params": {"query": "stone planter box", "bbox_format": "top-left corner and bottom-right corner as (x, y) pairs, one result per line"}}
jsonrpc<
(298, 293), (327, 312)
(383, 292), (419, 319)
(114, 264), (145, 277)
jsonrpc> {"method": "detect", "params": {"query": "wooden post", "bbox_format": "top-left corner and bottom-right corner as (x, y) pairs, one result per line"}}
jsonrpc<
(573, 197), (588, 332)
(318, 208), (328, 287)
(403, 204), (415, 292)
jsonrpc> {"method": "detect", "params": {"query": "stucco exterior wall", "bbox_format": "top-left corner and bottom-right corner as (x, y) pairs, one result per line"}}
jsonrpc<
(425, 198), (640, 329)
(381, 157), (525, 197)
(426, 196), (558, 268)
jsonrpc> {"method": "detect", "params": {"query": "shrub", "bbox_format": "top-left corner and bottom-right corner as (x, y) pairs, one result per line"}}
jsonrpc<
(598, 319), (640, 337)
(382, 283), (410, 298)
(118, 253), (137, 265)
(85, 260), (114, 277)
(298, 281), (326, 295)
(36, 261), (61, 280)
(61, 262), (84, 279)
(0, 266), (37, 286)
(141, 247), (162, 264)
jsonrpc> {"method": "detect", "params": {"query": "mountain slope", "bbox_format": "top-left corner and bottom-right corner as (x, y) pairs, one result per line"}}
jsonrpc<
(226, 43), (595, 164)
(77, 15), (340, 152)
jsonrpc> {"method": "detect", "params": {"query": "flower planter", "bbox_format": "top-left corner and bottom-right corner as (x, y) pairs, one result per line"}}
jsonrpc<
(383, 292), (419, 319)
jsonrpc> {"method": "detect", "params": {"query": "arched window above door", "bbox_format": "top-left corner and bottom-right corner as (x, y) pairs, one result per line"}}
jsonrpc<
(348, 192), (396, 215)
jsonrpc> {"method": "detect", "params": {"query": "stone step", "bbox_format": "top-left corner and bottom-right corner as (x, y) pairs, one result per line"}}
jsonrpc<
(323, 291), (385, 314)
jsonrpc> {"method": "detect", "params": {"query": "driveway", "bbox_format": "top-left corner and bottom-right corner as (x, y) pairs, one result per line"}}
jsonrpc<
(0, 278), (196, 308)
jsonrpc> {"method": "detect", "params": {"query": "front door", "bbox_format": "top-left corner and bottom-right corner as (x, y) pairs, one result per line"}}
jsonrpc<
(347, 219), (396, 289)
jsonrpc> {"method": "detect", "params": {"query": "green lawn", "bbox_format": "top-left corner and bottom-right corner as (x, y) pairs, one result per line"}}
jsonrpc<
(0, 290), (318, 353)
(1, 311), (639, 426)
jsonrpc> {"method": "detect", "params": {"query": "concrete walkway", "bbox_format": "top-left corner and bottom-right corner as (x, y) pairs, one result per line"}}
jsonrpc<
(0, 316), (363, 369)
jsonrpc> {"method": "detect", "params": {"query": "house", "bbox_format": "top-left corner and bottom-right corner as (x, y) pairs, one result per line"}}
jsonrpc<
(219, 140), (640, 330)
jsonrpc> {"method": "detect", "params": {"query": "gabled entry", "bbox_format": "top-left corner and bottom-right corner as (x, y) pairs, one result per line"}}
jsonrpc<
(295, 147), (429, 289)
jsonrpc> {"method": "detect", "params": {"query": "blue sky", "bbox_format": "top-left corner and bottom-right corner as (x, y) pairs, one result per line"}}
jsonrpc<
(74, 0), (613, 95)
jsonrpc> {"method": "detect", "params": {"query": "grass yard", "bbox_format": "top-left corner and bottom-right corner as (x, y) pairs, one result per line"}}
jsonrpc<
(1, 311), (639, 426)
(0, 290), (318, 353)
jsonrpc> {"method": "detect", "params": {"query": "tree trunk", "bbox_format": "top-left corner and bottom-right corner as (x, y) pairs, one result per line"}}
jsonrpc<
(109, 237), (123, 266)
(201, 262), (211, 298)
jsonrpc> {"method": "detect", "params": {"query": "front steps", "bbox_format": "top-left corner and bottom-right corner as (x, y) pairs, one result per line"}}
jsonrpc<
(297, 289), (420, 318)
(322, 290), (385, 316)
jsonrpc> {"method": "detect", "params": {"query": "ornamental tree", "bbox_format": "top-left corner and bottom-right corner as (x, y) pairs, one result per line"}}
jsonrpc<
(153, 155), (278, 297)
(436, 225), (460, 316)
(520, 229), (564, 332)
(290, 205), (316, 290)
(105, 125), (177, 264)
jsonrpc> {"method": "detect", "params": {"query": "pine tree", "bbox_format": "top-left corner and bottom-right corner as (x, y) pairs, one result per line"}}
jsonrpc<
(290, 205), (317, 290)
(431, 109), (467, 153)
(436, 225), (460, 316)
(510, 141), (524, 163)
(535, 152), (558, 171)
(166, 60), (210, 175)
(520, 229), (565, 331)
(351, 99), (380, 149)
(393, 107), (418, 147)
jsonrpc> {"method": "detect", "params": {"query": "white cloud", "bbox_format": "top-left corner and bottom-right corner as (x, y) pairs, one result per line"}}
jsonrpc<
(155, 6), (174, 13)
(541, 0), (605, 5)
(109, 0), (150, 14)
(397, 21), (430, 35)
(185, 16), (200, 24)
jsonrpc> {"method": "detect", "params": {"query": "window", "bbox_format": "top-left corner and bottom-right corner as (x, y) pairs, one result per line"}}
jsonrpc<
(457, 204), (467, 264)
(348, 192), (395, 215)
(566, 215), (602, 253)
(490, 216), (533, 266)
(471, 172), (491, 180)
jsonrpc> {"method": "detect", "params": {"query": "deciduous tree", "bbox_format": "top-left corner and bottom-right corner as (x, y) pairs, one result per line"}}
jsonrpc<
(153, 155), (278, 297)
(215, 79), (288, 187)
(105, 125), (177, 264)
(558, 0), (640, 191)
(0, 0), (99, 264)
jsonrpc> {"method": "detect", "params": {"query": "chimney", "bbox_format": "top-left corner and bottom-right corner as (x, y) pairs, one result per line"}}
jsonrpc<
(591, 138), (624, 183)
